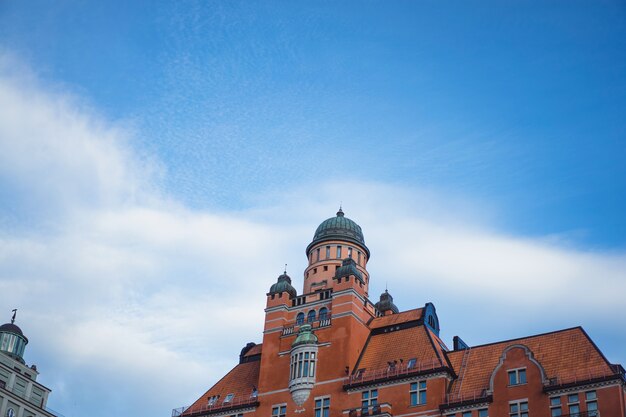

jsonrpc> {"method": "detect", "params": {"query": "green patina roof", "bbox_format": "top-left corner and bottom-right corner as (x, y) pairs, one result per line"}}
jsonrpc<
(292, 324), (318, 348)
(269, 272), (297, 298)
(306, 209), (370, 257)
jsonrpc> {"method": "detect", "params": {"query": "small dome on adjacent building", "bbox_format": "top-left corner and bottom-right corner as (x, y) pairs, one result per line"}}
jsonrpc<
(375, 290), (399, 314)
(268, 271), (297, 298)
(0, 311), (29, 364)
(306, 208), (369, 257)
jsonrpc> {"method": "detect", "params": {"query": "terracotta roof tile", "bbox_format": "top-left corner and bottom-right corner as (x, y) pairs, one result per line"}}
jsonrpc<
(446, 327), (613, 397)
(356, 324), (443, 372)
(368, 308), (423, 330)
(185, 360), (260, 414)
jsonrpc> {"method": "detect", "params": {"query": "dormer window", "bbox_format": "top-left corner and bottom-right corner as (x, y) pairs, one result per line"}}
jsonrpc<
(508, 368), (527, 385)
(208, 395), (219, 406)
(407, 358), (417, 369)
(223, 393), (234, 403)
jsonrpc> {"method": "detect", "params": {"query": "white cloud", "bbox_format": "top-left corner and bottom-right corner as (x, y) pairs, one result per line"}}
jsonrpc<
(0, 55), (625, 417)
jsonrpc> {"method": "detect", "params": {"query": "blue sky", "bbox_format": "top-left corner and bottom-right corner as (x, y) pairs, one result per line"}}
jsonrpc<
(0, 2), (625, 417)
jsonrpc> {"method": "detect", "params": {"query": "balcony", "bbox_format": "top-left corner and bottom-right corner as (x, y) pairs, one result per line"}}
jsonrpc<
(172, 397), (259, 417)
(345, 403), (392, 417)
(543, 365), (625, 392)
(282, 316), (332, 336)
(345, 359), (448, 390)
(440, 390), (492, 411)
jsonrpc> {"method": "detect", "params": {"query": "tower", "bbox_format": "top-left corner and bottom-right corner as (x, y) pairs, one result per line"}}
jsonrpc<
(0, 311), (57, 417)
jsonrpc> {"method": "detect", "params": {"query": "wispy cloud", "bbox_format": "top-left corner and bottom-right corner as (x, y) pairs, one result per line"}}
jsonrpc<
(0, 55), (624, 417)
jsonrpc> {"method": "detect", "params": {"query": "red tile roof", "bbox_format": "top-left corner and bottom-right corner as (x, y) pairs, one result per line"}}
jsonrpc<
(368, 308), (423, 330)
(356, 324), (443, 372)
(184, 360), (260, 415)
(446, 327), (614, 398)
(244, 344), (262, 357)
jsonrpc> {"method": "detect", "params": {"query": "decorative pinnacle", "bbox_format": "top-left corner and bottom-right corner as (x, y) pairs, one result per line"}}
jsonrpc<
(337, 204), (344, 217)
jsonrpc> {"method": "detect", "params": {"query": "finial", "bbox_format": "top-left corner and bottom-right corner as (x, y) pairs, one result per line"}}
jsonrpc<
(337, 204), (344, 217)
(284, 264), (288, 274)
(11, 309), (17, 324)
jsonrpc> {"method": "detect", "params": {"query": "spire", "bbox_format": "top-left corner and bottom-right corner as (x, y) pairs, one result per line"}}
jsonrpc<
(337, 205), (344, 217)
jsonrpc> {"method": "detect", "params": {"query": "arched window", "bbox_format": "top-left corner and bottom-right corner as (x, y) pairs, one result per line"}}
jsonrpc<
(307, 310), (316, 323)
(296, 312), (305, 325)
(319, 307), (328, 321)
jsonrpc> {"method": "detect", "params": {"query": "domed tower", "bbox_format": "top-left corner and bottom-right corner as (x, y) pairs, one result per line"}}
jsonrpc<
(375, 289), (400, 315)
(0, 310), (28, 364)
(268, 270), (297, 299)
(304, 208), (370, 295)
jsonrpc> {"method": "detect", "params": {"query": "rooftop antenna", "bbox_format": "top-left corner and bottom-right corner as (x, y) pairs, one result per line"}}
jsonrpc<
(11, 309), (17, 324)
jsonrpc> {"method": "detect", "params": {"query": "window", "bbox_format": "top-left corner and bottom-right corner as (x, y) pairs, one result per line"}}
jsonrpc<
(357, 251), (361, 265)
(228, 414), (243, 417)
(316, 248), (320, 261)
(568, 393), (578, 403)
(251, 388), (258, 398)
(567, 393), (580, 416)
(314, 397), (330, 417)
(296, 312), (304, 325)
(208, 395), (219, 406)
(508, 368), (527, 385)
(348, 247), (353, 258)
(361, 389), (378, 409)
(290, 351), (316, 379)
(319, 307), (328, 321)
(462, 412), (472, 417)
(407, 358), (417, 369)
(586, 391), (598, 416)
(223, 393), (234, 404)
(272, 405), (287, 417)
(326, 246), (331, 258)
(479, 409), (489, 417)
(337, 246), (342, 258)
(509, 400), (528, 417)
(323, 265), (328, 271)
(410, 380), (427, 406)
(307, 310), (316, 323)
(550, 396), (562, 417)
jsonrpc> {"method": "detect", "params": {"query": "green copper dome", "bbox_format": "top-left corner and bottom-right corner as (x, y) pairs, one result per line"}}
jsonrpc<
(268, 271), (297, 298)
(292, 324), (318, 348)
(306, 208), (370, 257)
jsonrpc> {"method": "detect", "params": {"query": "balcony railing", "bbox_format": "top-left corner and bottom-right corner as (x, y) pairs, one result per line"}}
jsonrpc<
(544, 365), (624, 391)
(172, 397), (259, 417)
(345, 402), (392, 417)
(345, 358), (445, 389)
(441, 389), (491, 408)
(282, 316), (332, 336)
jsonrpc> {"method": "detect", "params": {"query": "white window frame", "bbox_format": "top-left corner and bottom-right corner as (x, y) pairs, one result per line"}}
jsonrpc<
(361, 388), (378, 408)
(507, 367), (527, 386)
(271, 404), (287, 417)
(409, 380), (427, 406)
(509, 399), (529, 417)
(314, 396), (330, 417)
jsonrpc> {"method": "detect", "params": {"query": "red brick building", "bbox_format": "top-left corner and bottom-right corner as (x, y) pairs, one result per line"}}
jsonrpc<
(175, 209), (626, 417)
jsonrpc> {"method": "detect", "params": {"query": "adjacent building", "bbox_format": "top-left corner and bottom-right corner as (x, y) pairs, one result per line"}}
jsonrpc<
(175, 209), (626, 417)
(0, 313), (58, 417)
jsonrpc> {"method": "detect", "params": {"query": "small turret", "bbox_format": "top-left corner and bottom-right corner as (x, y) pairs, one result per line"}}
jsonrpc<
(375, 290), (399, 315)
(0, 310), (28, 364)
(268, 269), (297, 299)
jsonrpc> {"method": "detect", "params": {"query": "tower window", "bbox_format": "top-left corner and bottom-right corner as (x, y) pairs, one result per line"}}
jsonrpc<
(357, 251), (361, 265)
(326, 246), (331, 259)
(272, 405), (287, 417)
(336, 246), (342, 258)
(316, 248), (320, 261)
(307, 310), (316, 323)
(361, 389), (378, 409)
(508, 368), (526, 385)
(410, 380), (427, 406)
(348, 247), (352, 258)
(323, 266), (328, 271)
(314, 397), (330, 417)
(296, 313), (305, 325)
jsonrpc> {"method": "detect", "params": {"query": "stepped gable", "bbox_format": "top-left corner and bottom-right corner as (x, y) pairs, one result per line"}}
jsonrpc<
(355, 323), (444, 372)
(445, 326), (614, 397)
(368, 307), (423, 329)
(184, 360), (260, 415)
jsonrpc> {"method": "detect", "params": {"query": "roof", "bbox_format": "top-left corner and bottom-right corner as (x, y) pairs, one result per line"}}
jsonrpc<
(243, 344), (262, 357)
(184, 360), (260, 415)
(306, 209), (369, 256)
(355, 324), (444, 372)
(0, 323), (27, 341)
(446, 327), (614, 397)
(368, 308), (423, 330)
